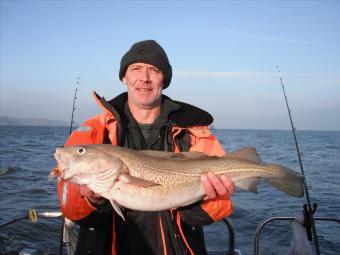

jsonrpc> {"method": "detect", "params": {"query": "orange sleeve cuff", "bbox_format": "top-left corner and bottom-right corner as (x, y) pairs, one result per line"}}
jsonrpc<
(57, 180), (96, 221)
(201, 197), (233, 222)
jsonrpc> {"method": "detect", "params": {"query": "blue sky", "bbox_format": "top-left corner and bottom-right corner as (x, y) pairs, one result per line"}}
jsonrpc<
(1, 1), (339, 130)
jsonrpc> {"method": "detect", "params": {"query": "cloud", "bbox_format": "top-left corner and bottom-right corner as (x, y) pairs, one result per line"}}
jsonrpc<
(168, 27), (313, 45)
(223, 28), (313, 45)
(174, 70), (274, 79)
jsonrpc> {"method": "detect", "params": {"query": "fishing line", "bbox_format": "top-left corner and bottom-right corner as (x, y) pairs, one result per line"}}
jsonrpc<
(59, 77), (80, 255)
(276, 66), (321, 254)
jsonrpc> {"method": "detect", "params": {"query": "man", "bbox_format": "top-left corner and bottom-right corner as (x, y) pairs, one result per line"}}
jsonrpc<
(57, 40), (234, 255)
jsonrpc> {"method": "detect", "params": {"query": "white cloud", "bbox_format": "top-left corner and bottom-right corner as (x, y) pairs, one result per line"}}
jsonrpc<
(174, 70), (275, 79)
(223, 28), (313, 45)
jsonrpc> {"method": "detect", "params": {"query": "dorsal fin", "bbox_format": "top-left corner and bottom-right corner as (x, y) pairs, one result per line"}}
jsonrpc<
(226, 147), (262, 164)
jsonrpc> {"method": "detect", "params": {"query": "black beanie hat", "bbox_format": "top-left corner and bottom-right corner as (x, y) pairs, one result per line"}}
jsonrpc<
(119, 40), (172, 89)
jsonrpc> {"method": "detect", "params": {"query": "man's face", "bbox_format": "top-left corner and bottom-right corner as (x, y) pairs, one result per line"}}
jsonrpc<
(123, 63), (164, 109)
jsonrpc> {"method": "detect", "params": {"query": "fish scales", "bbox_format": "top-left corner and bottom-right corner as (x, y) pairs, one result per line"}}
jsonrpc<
(94, 145), (275, 185)
(112, 148), (280, 186)
(52, 144), (305, 216)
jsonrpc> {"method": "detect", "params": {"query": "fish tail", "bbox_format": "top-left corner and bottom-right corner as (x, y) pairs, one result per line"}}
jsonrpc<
(266, 164), (305, 197)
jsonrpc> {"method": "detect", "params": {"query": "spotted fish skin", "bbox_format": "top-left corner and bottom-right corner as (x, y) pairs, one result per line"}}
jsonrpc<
(52, 144), (305, 213)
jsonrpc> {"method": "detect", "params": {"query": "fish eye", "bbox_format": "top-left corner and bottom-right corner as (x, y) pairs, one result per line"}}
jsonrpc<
(77, 148), (86, 155)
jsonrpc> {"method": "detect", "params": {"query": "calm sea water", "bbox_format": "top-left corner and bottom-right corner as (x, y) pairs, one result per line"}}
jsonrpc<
(0, 126), (339, 254)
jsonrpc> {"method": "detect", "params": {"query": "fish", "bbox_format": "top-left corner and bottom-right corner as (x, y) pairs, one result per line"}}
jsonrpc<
(51, 144), (305, 218)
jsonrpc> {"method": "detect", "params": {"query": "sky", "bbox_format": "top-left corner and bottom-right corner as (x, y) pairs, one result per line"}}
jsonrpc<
(1, 0), (339, 131)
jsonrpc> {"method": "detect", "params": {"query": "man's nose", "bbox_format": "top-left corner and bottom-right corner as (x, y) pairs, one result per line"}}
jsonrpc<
(140, 68), (150, 81)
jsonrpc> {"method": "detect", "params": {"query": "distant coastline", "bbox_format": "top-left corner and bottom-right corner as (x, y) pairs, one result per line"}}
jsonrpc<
(0, 116), (338, 132)
(0, 116), (70, 126)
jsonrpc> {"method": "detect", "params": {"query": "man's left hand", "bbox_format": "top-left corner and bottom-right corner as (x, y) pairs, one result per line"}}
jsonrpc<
(201, 172), (235, 200)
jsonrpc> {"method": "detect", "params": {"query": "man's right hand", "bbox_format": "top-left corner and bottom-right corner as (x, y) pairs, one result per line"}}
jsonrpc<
(79, 185), (106, 205)
(201, 172), (234, 200)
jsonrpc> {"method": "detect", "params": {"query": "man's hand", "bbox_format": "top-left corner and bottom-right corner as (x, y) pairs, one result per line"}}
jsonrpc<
(201, 172), (235, 200)
(79, 185), (106, 205)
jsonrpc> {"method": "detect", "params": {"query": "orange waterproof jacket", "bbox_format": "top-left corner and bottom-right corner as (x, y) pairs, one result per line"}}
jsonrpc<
(57, 92), (233, 255)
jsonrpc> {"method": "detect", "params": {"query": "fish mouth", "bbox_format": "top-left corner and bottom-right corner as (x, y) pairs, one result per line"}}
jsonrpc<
(48, 167), (59, 180)
(48, 166), (70, 180)
(58, 167), (69, 179)
(54, 151), (73, 178)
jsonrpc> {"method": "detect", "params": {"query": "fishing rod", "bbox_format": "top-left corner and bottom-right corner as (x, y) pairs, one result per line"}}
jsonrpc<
(276, 66), (321, 254)
(59, 77), (80, 255)
(0, 209), (62, 229)
(69, 77), (79, 134)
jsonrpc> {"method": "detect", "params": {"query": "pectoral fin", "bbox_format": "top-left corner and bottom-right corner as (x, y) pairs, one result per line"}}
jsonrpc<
(119, 173), (159, 187)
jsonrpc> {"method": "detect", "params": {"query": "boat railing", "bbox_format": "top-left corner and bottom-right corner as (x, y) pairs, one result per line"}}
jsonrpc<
(208, 218), (244, 255)
(221, 218), (236, 255)
(2, 210), (339, 255)
(253, 216), (340, 255)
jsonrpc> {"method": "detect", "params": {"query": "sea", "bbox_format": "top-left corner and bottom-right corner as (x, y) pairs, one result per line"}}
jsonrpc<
(0, 126), (339, 255)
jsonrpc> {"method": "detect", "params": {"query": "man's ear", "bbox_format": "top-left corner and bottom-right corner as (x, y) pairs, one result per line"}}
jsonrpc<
(122, 77), (127, 84)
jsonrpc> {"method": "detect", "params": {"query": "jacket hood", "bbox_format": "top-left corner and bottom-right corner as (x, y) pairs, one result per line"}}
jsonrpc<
(92, 91), (213, 128)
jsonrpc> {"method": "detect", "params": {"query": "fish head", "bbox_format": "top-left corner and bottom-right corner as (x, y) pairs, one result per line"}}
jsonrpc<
(53, 145), (123, 186)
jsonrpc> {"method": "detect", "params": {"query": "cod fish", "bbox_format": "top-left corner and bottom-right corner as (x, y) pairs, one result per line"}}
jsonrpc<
(51, 144), (304, 217)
